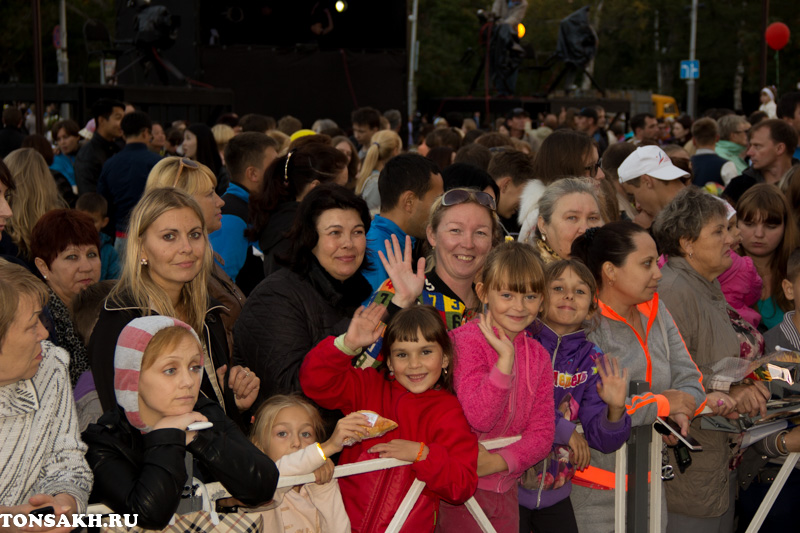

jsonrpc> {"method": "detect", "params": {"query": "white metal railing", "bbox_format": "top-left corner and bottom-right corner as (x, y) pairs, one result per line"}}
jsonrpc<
(87, 435), (521, 533)
(86, 431), (796, 531)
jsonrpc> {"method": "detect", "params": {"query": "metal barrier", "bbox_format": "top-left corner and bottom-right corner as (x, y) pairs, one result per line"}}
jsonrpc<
(87, 435), (521, 533)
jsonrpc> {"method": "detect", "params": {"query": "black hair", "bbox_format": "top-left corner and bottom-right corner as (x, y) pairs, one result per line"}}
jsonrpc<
(571, 221), (649, 287)
(630, 113), (655, 133)
(187, 123), (222, 176)
(224, 132), (277, 183)
(91, 98), (125, 123)
(378, 153), (440, 211)
(351, 107), (381, 130)
(777, 92), (800, 120)
(121, 111), (152, 138)
(247, 143), (348, 241)
(281, 183), (371, 276)
(441, 162), (499, 198)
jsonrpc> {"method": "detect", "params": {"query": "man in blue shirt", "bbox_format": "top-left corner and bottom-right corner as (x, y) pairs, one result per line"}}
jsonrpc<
(363, 154), (443, 292)
(209, 132), (277, 295)
(97, 111), (161, 257)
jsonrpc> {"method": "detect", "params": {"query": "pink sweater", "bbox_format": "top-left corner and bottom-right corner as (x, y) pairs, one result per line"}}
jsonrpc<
(718, 250), (763, 328)
(449, 321), (555, 493)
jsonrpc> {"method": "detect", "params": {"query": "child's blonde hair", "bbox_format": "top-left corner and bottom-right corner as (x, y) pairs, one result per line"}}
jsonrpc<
(480, 241), (546, 297)
(250, 395), (326, 454)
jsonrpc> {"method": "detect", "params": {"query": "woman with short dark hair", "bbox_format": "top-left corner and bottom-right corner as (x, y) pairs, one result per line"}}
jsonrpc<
(234, 184), (372, 427)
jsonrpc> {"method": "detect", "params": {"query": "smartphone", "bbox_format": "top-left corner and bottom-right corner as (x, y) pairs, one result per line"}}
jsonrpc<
(29, 506), (54, 517)
(654, 416), (703, 451)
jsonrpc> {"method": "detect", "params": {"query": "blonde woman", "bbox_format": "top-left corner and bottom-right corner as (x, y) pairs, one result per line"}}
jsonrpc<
(356, 130), (402, 215)
(3, 148), (67, 260)
(145, 156), (245, 355)
(87, 188), (258, 430)
(211, 123), (235, 164)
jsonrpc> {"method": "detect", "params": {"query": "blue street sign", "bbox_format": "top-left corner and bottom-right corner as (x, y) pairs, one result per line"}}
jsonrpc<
(680, 60), (700, 80)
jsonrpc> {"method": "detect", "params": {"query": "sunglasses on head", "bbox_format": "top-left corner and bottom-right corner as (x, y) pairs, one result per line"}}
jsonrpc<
(172, 157), (199, 187)
(441, 189), (496, 211)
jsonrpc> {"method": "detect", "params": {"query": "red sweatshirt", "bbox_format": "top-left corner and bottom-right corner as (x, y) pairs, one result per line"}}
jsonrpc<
(300, 336), (479, 533)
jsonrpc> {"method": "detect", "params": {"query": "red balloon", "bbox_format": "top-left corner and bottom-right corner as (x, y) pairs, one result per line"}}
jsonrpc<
(766, 22), (791, 51)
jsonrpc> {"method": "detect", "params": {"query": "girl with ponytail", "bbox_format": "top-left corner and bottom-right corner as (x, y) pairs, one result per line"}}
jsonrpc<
(356, 130), (402, 216)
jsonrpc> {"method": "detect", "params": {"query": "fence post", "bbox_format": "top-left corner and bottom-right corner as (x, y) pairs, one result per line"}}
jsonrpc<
(626, 380), (651, 533)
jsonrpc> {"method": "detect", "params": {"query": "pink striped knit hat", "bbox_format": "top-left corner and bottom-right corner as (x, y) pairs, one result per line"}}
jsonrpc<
(114, 316), (203, 433)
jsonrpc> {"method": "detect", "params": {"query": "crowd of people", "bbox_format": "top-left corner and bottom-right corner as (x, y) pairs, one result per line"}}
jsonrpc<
(2, 92), (800, 533)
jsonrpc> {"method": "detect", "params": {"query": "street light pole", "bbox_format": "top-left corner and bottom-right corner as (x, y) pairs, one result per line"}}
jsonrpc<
(686, 0), (698, 118)
(32, 0), (44, 135)
(57, 0), (70, 119)
(407, 0), (419, 126)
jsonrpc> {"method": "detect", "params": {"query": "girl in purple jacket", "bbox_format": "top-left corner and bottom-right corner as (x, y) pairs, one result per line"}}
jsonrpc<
(519, 259), (631, 533)
(438, 242), (555, 533)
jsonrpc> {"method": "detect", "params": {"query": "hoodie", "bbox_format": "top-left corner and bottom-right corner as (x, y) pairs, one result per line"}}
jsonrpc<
(519, 321), (631, 510)
(449, 320), (555, 493)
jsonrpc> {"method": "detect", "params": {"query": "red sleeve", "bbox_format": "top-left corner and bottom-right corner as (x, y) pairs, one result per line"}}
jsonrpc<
(300, 336), (381, 413)
(411, 396), (479, 505)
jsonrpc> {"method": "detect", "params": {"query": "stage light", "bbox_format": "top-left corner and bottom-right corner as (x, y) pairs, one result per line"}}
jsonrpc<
(517, 23), (526, 38)
(335, 1), (348, 13)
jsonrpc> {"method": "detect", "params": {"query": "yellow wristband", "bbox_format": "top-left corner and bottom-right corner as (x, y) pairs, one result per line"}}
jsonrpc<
(315, 442), (327, 462)
(415, 442), (425, 463)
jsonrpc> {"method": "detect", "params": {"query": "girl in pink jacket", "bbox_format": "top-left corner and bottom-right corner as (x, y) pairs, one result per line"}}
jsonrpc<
(438, 242), (555, 532)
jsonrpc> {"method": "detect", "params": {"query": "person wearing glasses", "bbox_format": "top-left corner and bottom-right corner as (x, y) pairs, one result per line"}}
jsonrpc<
(247, 142), (349, 278)
(88, 188), (254, 431)
(715, 115), (751, 182)
(97, 111), (163, 259)
(354, 187), (504, 368)
(517, 129), (605, 242)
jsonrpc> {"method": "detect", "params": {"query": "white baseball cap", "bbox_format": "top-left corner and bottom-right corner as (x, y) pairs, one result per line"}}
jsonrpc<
(617, 146), (689, 183)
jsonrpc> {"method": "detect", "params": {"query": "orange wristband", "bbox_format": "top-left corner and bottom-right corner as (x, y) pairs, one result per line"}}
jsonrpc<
(415, 442), (425, 462)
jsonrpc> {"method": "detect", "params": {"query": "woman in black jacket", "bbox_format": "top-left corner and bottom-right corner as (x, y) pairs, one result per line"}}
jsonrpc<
(234, 184), (372, 424)
(83, 316), (278, 529)
(88, 188), (258, 429)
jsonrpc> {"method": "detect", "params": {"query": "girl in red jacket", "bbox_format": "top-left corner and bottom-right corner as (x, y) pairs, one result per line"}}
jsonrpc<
(300, 304), (479, 533)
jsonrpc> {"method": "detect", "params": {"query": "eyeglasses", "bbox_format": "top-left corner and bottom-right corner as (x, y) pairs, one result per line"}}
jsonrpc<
(584, 158), (602, 178)
(441, 189), (496, 211)
(173, 157), (199, 187)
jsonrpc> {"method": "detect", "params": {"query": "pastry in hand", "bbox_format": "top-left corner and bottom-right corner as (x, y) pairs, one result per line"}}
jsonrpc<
(343, 410), (398, 446)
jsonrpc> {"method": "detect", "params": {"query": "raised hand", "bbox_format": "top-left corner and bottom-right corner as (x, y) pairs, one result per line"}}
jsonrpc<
(477, 312), (514, 374)
(343, 303), (386, 352)
(378, 234), (425, 308)
(321, 411), (371, 456)
(595, 355), (629, 422)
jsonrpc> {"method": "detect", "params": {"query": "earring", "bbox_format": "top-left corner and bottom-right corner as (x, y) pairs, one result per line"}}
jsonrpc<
(140, 258), (148, 266)
(389, 371), (394, 377)
(541, 234), (547, 242)
(609, 278), (615, 287)
(689, 252), (694, 259)
(443, 367), (449, 376)
(43, 275), (47, 280)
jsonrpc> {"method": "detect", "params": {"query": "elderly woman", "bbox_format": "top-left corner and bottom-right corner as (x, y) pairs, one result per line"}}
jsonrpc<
(4, 148), (68, 262)
(30, 209), (101, 388)
(89, 188), (256, 430)
(653, 187), (766, 532)
(248, 142), (350, 277)
(0, 259), (92, 525)
(233, 184), (372, 425)
(569, 221), (707, 533)
(517, 130), (605, 241)
(530, 178), (605, 264)
(145, 157), (245, 356)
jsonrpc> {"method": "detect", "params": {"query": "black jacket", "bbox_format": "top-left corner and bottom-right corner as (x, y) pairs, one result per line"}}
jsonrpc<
(257, 200), (298, 278)
(74, 133), (121, 195)
(82, 398), (278, 529)
(88, 293), (243, 428)
(233, 260), (372, 410)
